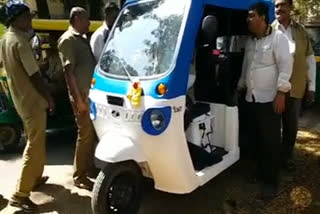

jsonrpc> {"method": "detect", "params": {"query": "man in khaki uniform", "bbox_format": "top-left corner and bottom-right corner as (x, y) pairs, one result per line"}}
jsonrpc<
(273, 0), (317, 171)
(58, 7), (97, 190)
(0, 1), (55, 212)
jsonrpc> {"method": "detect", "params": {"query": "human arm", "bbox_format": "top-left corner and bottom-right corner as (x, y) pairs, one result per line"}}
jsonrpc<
(58, 38), (88, 116)
(30, 73), (55, 114)
(18, 42), (55, 114)
(90, 30), (105, 62)
(273, 32), (293, 114)
(237, 39), (249, 91)
(305, 31), (316, 102)
(64, 64), (88, 115)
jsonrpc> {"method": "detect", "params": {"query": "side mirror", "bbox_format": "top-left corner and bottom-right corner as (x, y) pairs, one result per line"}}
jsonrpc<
(201, 15), (218, 48)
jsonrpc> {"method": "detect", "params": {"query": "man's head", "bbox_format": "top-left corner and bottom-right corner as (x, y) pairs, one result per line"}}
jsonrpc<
(103, 2), (119, 29)
(247, 2), (269, 36)
(0, 0), (32, 31)
(69, 7), (90, 34)
(274, 0), (293, 24)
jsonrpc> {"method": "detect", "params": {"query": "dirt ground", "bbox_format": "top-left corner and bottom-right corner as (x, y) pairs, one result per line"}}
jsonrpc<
(0, 106), (320, 214)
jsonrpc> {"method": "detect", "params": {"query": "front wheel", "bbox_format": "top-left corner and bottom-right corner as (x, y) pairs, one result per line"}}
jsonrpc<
(0, 124), (21, 153)
(92, 161), (143, 214)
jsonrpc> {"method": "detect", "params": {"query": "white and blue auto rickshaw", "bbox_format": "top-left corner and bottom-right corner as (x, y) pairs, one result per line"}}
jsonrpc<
(89, 0), (275, 213)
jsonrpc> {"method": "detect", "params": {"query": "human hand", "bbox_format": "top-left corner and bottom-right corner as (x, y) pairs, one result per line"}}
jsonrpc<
(48, 97), (55, 116)
(305, 91), (315, 105)
(77, 100), (89, 116)
(273, 92), (286, 114)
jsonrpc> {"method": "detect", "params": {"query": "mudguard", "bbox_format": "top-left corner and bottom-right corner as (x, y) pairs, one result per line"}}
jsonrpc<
(95, 133), (146, 166)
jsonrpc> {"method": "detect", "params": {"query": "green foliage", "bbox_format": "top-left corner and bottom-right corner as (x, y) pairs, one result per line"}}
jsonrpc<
(294, 0), (320, 22)
(0, 24), (5, 38)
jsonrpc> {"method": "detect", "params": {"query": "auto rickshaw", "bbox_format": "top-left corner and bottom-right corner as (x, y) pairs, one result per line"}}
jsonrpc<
(0, 19), (103, 152)
(305, 22), (320, 102)
(89, 0), (275, 213)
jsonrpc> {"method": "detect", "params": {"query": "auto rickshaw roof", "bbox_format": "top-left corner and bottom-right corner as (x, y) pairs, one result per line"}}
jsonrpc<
(32, 19), (103, 32)
(125, 0), (274, 11)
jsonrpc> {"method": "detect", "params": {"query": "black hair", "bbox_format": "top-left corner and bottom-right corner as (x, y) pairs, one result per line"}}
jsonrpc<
(103, 2), (119, 19)
(249, 2), (270, 25)
(69, 7), (87, 24)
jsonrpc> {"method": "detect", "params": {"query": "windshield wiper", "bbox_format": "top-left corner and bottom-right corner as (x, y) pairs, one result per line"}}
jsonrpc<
(119, 58), (135, 83)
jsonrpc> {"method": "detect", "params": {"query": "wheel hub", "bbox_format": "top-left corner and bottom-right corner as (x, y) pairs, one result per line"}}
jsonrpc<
(107, 175), (135, 212)
(0, 126), (17, 146)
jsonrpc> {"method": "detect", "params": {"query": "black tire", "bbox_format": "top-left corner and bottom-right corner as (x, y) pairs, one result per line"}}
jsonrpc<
(0, 124), (21, 152)
(92, 161), (143, 214)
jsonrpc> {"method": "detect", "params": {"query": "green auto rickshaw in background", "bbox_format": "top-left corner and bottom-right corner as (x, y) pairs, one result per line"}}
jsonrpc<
(0, 19), (102, 152)
(305, 22), (320, 103)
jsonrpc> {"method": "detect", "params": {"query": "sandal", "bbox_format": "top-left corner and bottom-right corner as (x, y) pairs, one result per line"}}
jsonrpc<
(74, 178), (94, 191)
(9, 196), (38, 213)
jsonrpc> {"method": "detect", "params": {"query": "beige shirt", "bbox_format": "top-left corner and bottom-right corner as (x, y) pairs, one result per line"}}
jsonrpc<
(57, 27), (96, 99)
(272, 20), (314, 98)
(0, 27), (48, 118)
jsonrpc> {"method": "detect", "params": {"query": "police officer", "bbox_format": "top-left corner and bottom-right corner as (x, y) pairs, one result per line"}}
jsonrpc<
(58, 7), (97, 190)
(0, 1), (55, 212)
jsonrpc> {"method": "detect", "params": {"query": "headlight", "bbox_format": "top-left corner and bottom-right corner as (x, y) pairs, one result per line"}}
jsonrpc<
(142, 107), (172, 136)
(150, 109), (165, 130)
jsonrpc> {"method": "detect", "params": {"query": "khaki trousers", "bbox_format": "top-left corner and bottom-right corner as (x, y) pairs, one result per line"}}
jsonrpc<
(14, 110), (47, 198)
(71, 100), (97, 181)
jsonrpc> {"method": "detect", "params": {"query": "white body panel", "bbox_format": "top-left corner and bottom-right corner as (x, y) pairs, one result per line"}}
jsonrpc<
(90, 89), (240, 194)
(95, 133), (147, 163)
(196, 105), (240, 185)
(90, 90), (199, 194)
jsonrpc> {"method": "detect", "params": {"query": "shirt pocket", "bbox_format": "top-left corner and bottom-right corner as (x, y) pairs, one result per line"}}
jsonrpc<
(257, 44), (274, 66)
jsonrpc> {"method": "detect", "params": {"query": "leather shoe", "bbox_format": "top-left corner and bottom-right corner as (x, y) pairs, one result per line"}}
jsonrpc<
(74, 177), (94, 191)
(9, 196), (38, 213)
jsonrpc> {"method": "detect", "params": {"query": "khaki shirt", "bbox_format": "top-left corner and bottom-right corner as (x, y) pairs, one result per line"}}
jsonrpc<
(57, 27), (96, 100)
(0, 27), (48, 118)
(272, 20), (314, 98)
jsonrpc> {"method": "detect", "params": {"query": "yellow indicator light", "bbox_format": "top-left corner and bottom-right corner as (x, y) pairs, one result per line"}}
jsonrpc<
(157, 83), (167, 95)
(91, 78), (96, 87)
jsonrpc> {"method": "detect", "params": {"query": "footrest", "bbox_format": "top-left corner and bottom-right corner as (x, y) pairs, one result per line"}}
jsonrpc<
(187, 142), (223, 171)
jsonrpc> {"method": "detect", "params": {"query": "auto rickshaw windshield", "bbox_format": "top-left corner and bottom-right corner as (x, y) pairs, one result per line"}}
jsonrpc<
(99, 0), (188, 78)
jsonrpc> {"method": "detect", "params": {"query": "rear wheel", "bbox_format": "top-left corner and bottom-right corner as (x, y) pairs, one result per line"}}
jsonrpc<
(92, 161), (143, 214)
(0, 124), (21, 152)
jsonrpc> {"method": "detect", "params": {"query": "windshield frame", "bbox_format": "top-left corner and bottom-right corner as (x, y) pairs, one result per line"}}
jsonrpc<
(97, 0), (191, 80)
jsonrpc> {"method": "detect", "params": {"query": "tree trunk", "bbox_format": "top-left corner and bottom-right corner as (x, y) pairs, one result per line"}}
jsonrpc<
(35, 0), (51, 19)
(89, 0), (102, 20)
(63, 0), (88, 17)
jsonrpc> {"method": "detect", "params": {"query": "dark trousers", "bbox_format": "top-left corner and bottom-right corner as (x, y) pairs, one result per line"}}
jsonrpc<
(247, 101), (281, 186)
(282, 97), (302, 160)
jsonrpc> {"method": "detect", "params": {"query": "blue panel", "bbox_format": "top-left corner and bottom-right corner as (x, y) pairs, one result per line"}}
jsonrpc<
(92, 68), (187, 99)
(141, 107), (172, 136)
(125, 0), (274, 23)
(89, 98), (97, 121)
(204, 0), (275, 23)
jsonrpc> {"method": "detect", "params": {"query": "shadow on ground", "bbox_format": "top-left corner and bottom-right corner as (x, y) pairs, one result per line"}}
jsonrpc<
(0, 195), (8, 213)
(36, 184), (91, 213)
(0, 129), (76, 165)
